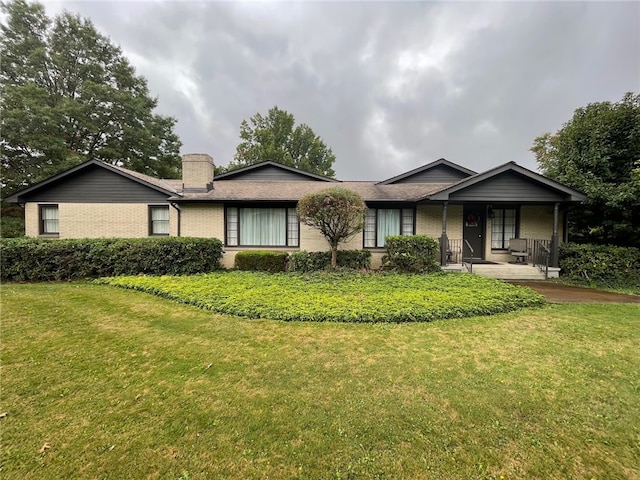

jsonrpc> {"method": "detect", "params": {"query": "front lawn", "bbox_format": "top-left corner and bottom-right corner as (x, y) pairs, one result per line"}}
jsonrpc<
(1, 283), (639, 479)
(99, 271), (545, 322)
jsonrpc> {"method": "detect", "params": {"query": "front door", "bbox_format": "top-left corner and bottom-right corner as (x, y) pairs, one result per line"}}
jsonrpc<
(463, 205), (485, 260)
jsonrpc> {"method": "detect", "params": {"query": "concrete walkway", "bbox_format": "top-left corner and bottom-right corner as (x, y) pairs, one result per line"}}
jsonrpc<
(508, 281), (640, 304)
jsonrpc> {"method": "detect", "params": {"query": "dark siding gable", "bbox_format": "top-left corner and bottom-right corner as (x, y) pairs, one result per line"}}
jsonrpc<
(23, 165), (170, 203)
(449, 171), (567, 202)
(389, 164), (471, 184)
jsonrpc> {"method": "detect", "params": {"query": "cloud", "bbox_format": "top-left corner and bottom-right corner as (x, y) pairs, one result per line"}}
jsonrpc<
(41, 0), (640, 180)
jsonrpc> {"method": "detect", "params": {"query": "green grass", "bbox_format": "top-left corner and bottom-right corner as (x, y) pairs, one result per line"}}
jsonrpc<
(99, 271), (545, 322)
(2, 283), (639, 479)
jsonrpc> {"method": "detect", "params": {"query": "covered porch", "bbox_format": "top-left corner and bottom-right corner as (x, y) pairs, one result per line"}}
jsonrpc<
(425, 162), (587, 279)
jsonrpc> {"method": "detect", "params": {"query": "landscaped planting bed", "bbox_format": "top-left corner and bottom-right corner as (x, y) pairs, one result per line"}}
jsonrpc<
(99, 271), (545, 322)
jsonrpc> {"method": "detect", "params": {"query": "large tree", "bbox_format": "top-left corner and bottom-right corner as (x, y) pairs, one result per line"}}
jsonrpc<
(531, 92), (640, 247)
(297, 187), (366, 268)
(0, 0), (182, 194)
(229, 106), (336, 178)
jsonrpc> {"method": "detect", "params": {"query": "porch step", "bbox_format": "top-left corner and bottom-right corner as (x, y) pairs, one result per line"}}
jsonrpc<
(468, 263), (547, 280)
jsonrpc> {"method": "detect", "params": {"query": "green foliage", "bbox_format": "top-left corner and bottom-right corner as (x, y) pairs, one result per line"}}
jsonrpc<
(288, 250), (371, 272)
(234, 250), (289, 273)
(3, 283), (639, 478)
(383, 235), (440, 273)
(297, 187), (367, 268)
(0, 203), (25, 237)
(227, 106), (336, 177)
(0, 0), (182, 194)
(559, 242), (640, 288)
(0, 237), (223, 281)
(532, 92), (640, 246)
(100, 271), (546, 323)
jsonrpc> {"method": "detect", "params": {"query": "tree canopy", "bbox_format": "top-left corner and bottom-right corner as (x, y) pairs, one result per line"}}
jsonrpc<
(0, 0), (182, 194)
(228, 106), (336, 178)
(297, 187), (366, 268)
(531, 92), (640, 247)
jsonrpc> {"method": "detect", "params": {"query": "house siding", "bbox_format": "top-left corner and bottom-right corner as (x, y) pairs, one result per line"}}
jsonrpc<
(391, 165), (470, 184)
(449, 172), (566, 202)
(22, 166), (170, 203)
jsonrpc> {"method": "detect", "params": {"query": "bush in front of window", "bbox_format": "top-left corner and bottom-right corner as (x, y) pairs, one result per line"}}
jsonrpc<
(382, 235), (440, 273)
(234, 250), (289, 273)
(0, 237), (224, 281)
(288, 250), (371, 272)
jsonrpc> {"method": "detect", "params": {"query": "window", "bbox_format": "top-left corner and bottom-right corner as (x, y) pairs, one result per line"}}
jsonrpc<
(39, 204), (59, 235)
(149, 205), (170, 235)
(491, 208), (518, 249)
(364, 208), (414, 248)
(226, 207), (299, 247)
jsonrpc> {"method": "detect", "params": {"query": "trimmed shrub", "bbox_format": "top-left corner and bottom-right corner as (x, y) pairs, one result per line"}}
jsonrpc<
(383, 235), (440, 273)
(559, 243), (640, 287)
(0, 237), (224, 282)
(288, 250), (371, 272)
(382, 235), (440, 273)
(234, 250), (289, 273)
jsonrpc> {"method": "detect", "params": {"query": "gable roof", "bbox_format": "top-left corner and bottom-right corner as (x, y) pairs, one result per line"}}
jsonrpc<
(215, 161), (338, 182)
(426, 162), (587, 202)
(3, 159), (180, 203)
(378, 158), (476, 185)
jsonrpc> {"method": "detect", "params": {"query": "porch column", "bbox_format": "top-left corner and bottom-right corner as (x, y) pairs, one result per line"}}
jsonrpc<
(550, 202), (560, 268)
(440, 201), (448, 266)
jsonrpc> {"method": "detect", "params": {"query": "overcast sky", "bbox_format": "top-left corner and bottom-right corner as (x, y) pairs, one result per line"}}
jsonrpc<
(43, 0), (639, 180)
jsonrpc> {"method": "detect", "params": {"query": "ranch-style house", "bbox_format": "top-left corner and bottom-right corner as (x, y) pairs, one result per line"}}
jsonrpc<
(5, 154), (587, 275)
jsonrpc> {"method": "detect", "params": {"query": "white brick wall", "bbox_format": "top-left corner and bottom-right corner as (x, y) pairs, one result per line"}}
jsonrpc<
(180, 204), (224, 238)
(25, 202), (176, 239)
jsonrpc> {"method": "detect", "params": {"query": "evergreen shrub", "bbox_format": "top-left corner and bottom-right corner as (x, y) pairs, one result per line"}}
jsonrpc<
(383, 235), (440, 273)
(234, 250), (289, 272)
(559, 243), (640, 287)
(288, 250), (371, 272)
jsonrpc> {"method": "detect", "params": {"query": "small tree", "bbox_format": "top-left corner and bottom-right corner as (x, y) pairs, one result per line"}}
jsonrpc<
(297, 188), (367, 268)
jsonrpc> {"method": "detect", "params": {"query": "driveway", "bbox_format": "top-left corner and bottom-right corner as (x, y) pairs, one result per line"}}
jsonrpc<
(508, 281), (640, 304)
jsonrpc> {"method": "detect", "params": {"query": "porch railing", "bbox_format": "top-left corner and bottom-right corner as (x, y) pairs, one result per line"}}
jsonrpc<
(531, 239), (551, 279)
(463, 239), (474, 273)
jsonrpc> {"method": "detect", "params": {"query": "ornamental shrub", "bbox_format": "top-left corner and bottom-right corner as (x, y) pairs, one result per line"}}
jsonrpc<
(0, 237), (224, 282)
(288, 250), (371, 272)
(559, 243), (640, 287)
(383, 235), (440, 273)
(234, 250), (289, 272)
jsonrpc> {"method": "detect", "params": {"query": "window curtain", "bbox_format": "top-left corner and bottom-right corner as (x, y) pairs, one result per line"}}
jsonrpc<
(42, 206), (59, 233)
(376, 209), (400, 247)
(240, 208), (286, 246)
(151, 207), (170, 234)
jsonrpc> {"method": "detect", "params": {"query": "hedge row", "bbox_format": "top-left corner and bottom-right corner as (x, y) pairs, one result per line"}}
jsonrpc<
(559, 243), (640, 287)
(0, 237), (224, 281)
(288, 250), (371, 272)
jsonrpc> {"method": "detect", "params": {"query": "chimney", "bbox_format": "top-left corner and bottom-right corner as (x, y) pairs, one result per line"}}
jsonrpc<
(182, 153), (214, 193)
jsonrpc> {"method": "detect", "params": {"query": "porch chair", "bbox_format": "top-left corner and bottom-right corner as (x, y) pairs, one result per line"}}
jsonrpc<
(508, 238), (529, 264)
